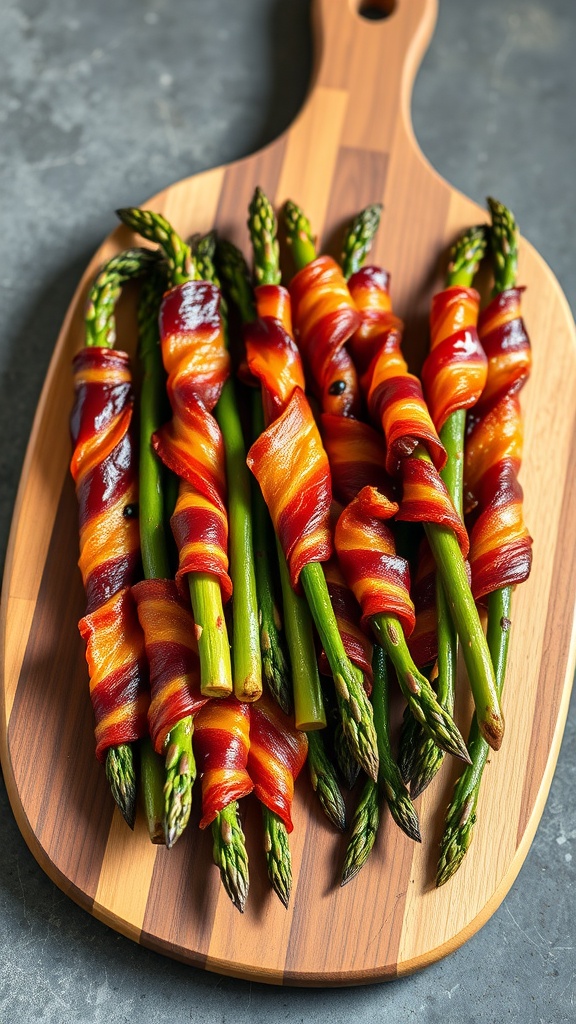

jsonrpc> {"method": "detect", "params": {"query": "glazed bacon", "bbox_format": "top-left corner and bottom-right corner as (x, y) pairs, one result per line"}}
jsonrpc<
(465, 288), (532, 600)
(193, 697), (253, 829)
(320, 414), (394, 506)
(152, 280), (231, 600)
(248, 693), (308, 833)
(246, 285), (333, 589)
(132, 579), (208, 754)
(79, 587), (148, 762)
(422, 285), (487, 433)
(71, 347), (149, 759)
(247, 387), (333, 589)
(70, 347), (140, 614)
(348, 266), (446, 475)
(335, 487), (415, 638)
(347, 266), (470, 548)
(289, 255), (362, 416)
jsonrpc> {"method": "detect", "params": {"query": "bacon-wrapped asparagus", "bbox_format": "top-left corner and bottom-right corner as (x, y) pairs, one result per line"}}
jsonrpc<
(403, 226), (488, 796)
(116, 209), (234, 699)
(438, 199), (532, 885)
(245, 203), (378, 782)
(72, 248), (158, 826)
(285, 201), (468, 765)
(193, 696), (252, 912)
(347, 256), (503, 750)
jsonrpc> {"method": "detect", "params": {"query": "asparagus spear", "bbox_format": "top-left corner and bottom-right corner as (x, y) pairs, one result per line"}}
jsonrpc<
(84, 247), (161, 829)
(437, 199), (519, 884)
(116, 208), (232, 699)
(340, 203), (383, 280)
(285, 200), (469, 766)
(213, 238), (292, 712)
(212, 801), (249, 913)
(193, 232), (262, 702)
(262, 804), (292, 908)
(137, 268), (192, 846)
(306, 730), (347, 831)
(404, 227), (487, 796)
(342, 645), (420, 885)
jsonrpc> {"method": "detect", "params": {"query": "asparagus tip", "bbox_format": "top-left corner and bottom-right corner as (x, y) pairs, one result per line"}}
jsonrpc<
(105, 744), (137, 830)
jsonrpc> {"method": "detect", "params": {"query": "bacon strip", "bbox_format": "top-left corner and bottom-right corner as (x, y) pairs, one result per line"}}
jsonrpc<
(71, 347), (149, 759)
(193, 697), (253, 828)
(335, 486), (415, 637)
(79, 587), (149, 762)
(348, 267), (446, 474)
(247, 387), (333, 589)
(422, 285), (487, 433)
(290, 255), (362, 416)
(152, 280), (231, 601)
(320, 413), (394, 506)
(70, 348), (140, 614)
(465, 288), (532, 600)
(247, 693), (308, 833)
(132, 579), (208, 754)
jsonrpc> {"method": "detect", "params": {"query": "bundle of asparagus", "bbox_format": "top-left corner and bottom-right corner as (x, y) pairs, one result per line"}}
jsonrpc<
(70, 188), (532, 912)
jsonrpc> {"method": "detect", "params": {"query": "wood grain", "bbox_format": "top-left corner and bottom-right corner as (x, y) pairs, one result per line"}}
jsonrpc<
(1, 0), (575, 986)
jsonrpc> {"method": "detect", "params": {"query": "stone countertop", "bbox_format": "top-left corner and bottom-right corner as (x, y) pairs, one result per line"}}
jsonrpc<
(0, 1), (574, 1020)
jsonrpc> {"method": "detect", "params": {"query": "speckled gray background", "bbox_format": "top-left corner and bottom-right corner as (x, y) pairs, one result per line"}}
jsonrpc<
(0, 1), (574, 1020)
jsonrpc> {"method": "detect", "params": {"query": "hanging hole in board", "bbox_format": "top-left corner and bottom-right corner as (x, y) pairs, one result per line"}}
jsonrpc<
(357, 0), (396, 21)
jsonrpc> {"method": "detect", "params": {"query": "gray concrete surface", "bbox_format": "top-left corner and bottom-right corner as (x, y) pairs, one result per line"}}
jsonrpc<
(0, 0), (574, 1020)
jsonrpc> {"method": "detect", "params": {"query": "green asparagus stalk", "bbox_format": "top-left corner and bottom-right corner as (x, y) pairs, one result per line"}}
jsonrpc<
(193, 232), (262, 702)
(437, 198), (520, 884)
(116, 208), (232, 699)
(342, 646), (420, 884)
(404, 227), (487, 796)
(85, 246), (162, 829)
(212, 802), (249, 913)
(286, 199), (469, 765)
(262, 804), (292, 907)
(306, 730), (347, 831)
(137, 269), (195, 847)
(139, 737), (165, 844)
(340, 203), (383, 280)
(215, 236), (293, 713)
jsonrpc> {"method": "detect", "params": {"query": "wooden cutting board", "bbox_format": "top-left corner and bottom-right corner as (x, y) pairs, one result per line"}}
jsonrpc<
(1, 0), (575, 986)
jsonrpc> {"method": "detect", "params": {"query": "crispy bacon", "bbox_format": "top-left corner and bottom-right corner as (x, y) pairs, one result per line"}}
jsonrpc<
(132, 579), (208, 754)
(79, 587), (149, 762)
(247, 387), (333, 589)
(335, 486), (415, 637)
(320, 413), (394, 506)
(348, 266), (446, 474)
(247, 693), (308, 833)
(152, 280), (231, 602)
(421, 285), (487, 433)
(193, 697), (253, 828)
(70, 347), (140, 614)
(465, 288), (532, 600)
(289, 255), (362, 416)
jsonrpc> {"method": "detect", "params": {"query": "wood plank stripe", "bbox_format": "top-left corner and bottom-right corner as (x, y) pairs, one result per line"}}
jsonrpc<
(8, 476), (113, 899)
(321, 145), (389, 257)
(214, 137), (287, 253)
(275, 86), (348, 238)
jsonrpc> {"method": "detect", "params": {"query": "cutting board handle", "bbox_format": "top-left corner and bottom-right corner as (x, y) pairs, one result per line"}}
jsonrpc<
(310, 0), (438, 156)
